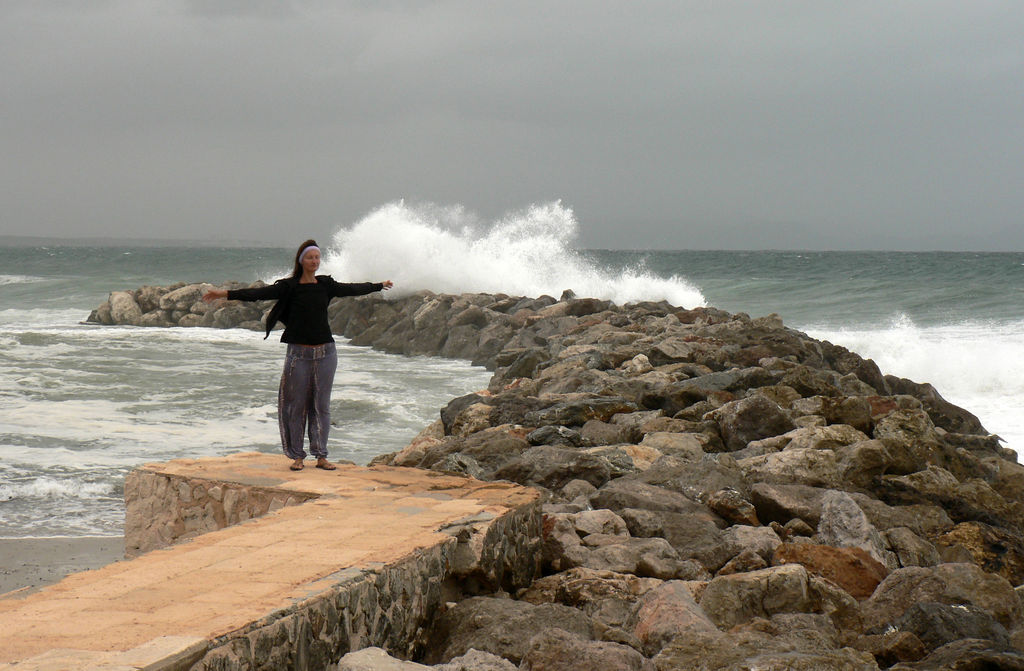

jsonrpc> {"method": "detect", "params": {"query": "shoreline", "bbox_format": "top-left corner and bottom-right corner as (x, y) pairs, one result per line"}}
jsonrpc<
(0, 536), (125, 596)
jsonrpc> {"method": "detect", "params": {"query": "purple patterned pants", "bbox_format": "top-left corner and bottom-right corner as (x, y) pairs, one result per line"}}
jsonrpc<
(278, 342), (337, 459)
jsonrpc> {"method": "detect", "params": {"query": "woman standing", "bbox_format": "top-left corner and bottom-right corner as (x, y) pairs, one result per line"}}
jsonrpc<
(203, 239), (392, 471)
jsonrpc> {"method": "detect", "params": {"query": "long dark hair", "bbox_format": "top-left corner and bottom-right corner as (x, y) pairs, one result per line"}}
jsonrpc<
(291, 239), (318, 278)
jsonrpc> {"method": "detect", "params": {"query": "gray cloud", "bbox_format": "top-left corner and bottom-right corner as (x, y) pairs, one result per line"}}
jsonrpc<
(2, 1), (1022, 250)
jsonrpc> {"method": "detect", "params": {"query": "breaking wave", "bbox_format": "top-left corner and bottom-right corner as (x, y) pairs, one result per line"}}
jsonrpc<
(324, 201), (706, 308)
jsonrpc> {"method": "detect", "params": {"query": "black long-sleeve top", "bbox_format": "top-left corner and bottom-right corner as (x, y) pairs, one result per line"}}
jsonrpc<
(227, 276), (384, 344)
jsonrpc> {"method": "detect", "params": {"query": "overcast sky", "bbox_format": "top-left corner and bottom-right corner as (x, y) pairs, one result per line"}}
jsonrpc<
(2, 1), (1022, 250)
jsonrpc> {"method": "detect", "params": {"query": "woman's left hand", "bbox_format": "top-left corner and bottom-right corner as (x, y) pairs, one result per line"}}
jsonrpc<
(382, 280), (394, 290)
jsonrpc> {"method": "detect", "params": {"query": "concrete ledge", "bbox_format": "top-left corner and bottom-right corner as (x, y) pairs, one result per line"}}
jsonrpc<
(0, 453), (541, 670)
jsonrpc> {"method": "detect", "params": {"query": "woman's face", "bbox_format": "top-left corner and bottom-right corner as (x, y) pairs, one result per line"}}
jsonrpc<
(301, 249), (321, 274)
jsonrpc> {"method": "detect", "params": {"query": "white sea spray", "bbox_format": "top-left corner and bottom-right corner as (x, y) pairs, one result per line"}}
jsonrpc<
(324, 201), (707, 308)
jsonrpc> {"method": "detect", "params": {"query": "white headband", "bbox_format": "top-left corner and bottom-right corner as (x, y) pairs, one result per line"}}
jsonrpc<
(298, 245), (320, 262)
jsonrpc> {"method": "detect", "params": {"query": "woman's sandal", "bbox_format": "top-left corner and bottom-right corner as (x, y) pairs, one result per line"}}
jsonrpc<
(290, 459), (305, 471)
(315, 458), (337, 471)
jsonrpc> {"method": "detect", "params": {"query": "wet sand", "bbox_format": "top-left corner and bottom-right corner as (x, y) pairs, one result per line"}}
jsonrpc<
(0, 536), (124, 596)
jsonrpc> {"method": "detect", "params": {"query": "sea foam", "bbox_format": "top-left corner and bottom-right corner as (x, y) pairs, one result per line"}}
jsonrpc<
(0, 274), (43, 286)
(323, 201), (706, 308)
(805, 314), (1024, 452)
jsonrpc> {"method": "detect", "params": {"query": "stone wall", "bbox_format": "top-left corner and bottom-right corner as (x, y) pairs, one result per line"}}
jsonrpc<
(124, 467), (318, 556)
(118, 459), (541, 670)
(191, 507), (539, 670)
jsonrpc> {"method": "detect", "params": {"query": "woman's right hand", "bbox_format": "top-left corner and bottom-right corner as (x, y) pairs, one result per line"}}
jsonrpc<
(202, 289), (228, 303)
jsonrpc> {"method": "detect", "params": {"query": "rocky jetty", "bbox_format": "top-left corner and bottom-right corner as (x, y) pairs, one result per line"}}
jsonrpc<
(90, 283), (1024, 670)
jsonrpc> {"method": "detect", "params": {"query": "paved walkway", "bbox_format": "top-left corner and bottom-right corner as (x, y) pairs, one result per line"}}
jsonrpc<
(0, 453), (537, 669)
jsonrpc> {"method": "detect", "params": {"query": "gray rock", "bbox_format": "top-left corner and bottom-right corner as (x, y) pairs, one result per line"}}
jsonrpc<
(435, 649), (517, 671)
(516, 567), (662, 634)
(888, 638), (1024, 671)
(707, 394), (796, 451)
(890, 601), (1011, 653)
(109, 291), (143, 325)
(571, 509), (629, 538)
(873, 409), (942, 475)
(749, 482), (827, 527)
(817, 489), (895, 569)
(541, 514), (590, 573)
(524, 396), (639, 427)
(559, 479), (597, 502)
(337, 647), (428, 670)
(638, 454), (748, 501)
(849, 494), (954, 537)
(698, 563), (812, 629)
(590, 477), (721, 521)
(864, 563), (1023, 631)
(627, 580), (717, 655)
(651, 624), (879, 671)
(526, 425), (583, 447)
(885, 527), (941, 568)
(159, 283), (206, 311)
(579, 419), (639, 446)
(719, 524), (782, 562)
(706, 488), (759, 526)
(738, 447), (843, 489)
(492, 445), (612, 490)
(637, 432), (704, 461)
(584, 537), (685, 579)
(619, 508), (733, 573)
(423, 597), (595, 665)
(519, 628), (653, 671)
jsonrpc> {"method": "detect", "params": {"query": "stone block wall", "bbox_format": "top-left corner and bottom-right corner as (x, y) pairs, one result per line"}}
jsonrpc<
(117, 463), (542, 670)
(124, 468), (318, 557)
(192, 547), (453, 670)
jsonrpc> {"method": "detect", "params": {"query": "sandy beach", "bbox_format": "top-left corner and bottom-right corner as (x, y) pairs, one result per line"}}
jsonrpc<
(0, 536), (124, 596)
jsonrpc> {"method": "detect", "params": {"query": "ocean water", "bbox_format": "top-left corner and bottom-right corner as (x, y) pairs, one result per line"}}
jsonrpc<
(1, 201), (1021, 538)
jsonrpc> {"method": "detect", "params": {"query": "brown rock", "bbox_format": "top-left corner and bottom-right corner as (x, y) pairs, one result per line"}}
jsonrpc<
(934, 522), (1024, 586)
(773, 544), (888, 600)
(716, 548), (768, 576)
(852, 630), (928, 667)
(628, 580), (718, 655)
(707, 488), (759, 526)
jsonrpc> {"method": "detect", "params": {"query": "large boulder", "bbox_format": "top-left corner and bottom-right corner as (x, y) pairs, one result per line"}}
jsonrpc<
(698, 564), (813, 629)
(738, 448), (843, 489)
(749, 482), (827, 527)
(651, 625), (880, 671)
(706, 394), (796, 451)
(773, 544), (888, 600)
(524, 396), (639, 427)
(108, 291), (143, 325)
(638, 454), (748, 501)
(158, 283), (206, 311)
(888, 638), (1024, 671)
(627, 580), (718, 655)
(864, 563), (1023, 631)
(933, 521), (1024, 586)
(492, 446), (612, 490)
(817, 489), (895, 569)
(590, 478), (722, 522)
(338, 647), (428, 670)
(519, 628), (653, 671)
(423, 597), (596, 665)
(890, 601), (1011, 654)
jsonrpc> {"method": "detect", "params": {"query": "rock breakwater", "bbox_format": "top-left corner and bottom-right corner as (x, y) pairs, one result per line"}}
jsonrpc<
(91, 283), (1024, 670)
